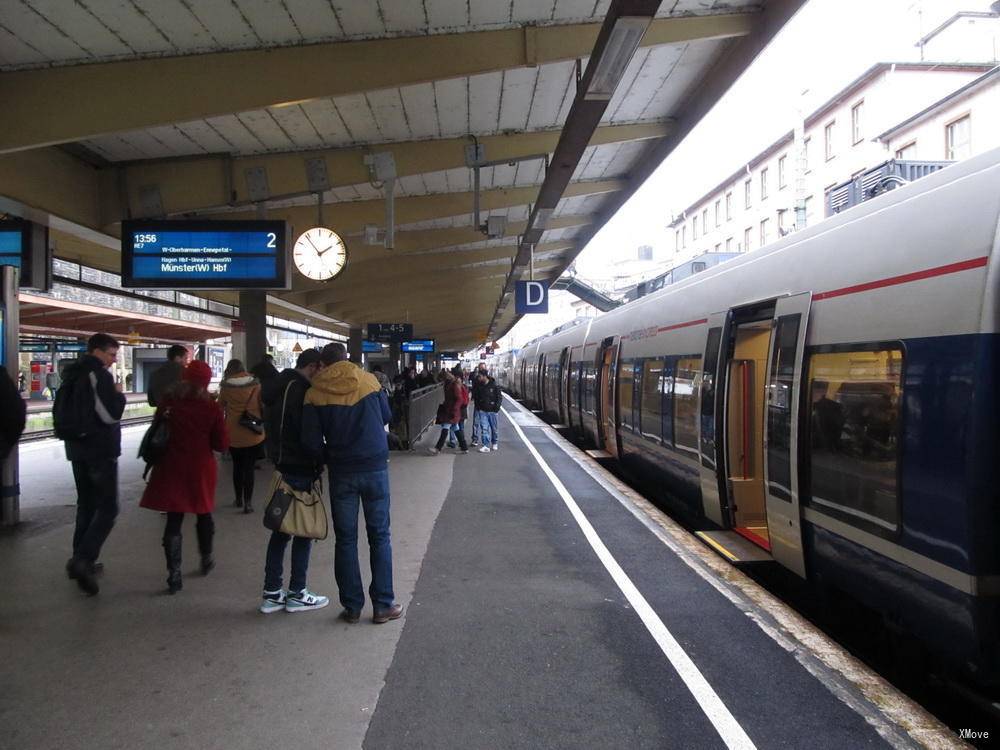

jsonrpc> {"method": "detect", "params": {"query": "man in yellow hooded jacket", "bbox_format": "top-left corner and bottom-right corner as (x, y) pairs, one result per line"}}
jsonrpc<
(302, 343), (401, 625)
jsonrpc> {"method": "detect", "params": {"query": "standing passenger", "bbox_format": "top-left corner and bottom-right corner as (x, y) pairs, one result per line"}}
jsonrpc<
(219, 359), (265, 513)
(474, 372), (502, 453)
(428, 371), (468, 455)
(139, 361), (228, 594)
(303, 343), (401, 624)
(57, 333), (126, 596)
(0, 368), (26, 461)
(259, 348), (329, 613)
(147, 344), (189, 407)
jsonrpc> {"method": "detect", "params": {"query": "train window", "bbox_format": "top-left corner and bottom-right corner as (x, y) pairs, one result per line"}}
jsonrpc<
(674, 356), (701, 453)
(619, 358), (635, 432)
(805, 346), (903, 535)
(661, 359), (675, 447)
(766, 314), (800, 502)
(641, 359), (664, 443)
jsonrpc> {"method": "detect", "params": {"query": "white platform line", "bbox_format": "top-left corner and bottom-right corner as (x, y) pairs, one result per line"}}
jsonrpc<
(501, 406), (757, 750)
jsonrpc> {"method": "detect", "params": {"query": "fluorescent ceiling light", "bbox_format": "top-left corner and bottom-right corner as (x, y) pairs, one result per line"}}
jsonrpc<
(585, 16), (650, 101)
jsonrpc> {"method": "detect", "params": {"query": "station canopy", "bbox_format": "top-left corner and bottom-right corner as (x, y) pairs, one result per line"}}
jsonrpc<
(0, 0), (802, 350)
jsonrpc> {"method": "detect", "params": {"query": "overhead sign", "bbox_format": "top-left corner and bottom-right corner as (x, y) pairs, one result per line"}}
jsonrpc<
(401, 339), (435, 353)
(515, 280), (549, 314)
(362, 340), (383, 353)
(121, 219), (289, 290)
(439, 351), (459, 359)
(55, 342), (87, 353)
(367, 323), (413, 343)
(0, 219), (52, 291)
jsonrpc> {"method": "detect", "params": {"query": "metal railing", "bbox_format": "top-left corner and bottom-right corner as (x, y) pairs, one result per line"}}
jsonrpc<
(394, 384), (442, 449)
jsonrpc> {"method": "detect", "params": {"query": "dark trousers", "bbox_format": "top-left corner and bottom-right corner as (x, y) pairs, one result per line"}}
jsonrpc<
(230, 447), (257, 503)
(435, 425), (467, 451)
(263, 532), (313, 593)
(163, 512), (214, 552)
(330, 469), (394, 612)
(71, 459), (119, 563)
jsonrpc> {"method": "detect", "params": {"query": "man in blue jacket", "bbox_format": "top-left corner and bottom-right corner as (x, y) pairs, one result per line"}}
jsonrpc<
(303, 343), (401, 624)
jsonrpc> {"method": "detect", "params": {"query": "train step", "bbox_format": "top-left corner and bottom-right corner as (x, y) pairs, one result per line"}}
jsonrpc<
(695, 530), (774, 565)
(585, 449), (615, 460)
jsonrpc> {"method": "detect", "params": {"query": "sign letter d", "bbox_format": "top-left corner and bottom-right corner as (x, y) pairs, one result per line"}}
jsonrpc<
(527, 282), (544, 306)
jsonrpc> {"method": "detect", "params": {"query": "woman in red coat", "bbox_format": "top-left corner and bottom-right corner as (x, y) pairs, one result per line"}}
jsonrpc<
(140, 361), (229, 594)
(428, 371), (468, 455)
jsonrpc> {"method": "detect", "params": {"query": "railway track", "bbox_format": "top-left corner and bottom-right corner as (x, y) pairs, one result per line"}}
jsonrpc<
(21, 415), (154, 443)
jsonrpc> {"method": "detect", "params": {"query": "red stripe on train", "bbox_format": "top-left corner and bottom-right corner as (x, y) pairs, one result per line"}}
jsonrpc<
(657, 318), (707, 333)
(814, 256), (988, 302)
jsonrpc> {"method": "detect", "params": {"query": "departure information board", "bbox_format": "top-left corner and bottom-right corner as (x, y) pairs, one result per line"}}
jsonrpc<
(121, 219), (289, 290)
(401, 339), (435, 353)
(367, 323), (413, 343)
(0, 229), (22, 268)
(0, 219), (51, 291)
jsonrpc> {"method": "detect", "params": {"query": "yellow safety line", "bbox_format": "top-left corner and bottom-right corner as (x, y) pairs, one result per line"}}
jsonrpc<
(696, 533), (739, 563)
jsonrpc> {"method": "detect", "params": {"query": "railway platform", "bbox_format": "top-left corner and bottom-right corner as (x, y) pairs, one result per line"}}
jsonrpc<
(1, 399), (960, 749)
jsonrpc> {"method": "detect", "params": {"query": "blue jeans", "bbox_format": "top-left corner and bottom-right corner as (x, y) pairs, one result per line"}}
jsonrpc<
(476, 411), (499, 446)
(329, 469), (394, 612)
(263, 531), (313, 593)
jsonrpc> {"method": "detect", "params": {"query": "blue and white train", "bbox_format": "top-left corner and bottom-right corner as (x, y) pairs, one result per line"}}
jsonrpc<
(498, 147), (1000, 684)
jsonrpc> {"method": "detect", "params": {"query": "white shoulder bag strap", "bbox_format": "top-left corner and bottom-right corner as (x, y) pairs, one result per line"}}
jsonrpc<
(277, 380), (294, 467)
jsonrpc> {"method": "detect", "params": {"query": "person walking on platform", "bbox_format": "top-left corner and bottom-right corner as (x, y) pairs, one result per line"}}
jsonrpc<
(473, 371), (502, 453)
(302, 343), (402, 625)
(370, 364), (391, 394)
(428, 370), (468, 455)
(250, 354), (280, 386)
(55, 333), (126, 596)
(139, 361), (228, 594)
(258, 348), (329, 614)
(219, 359), (265, 513)
(147, 344), (189, 407)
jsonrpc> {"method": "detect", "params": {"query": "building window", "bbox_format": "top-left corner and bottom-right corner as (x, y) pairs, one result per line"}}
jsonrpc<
(778, 155), (787, 189)
(760, 218), (769, 247)
(675, 231), (680, 252)
(803, 137), (811, 172)
(692, 220), (698, 241)
(714, 243), (721, 252)
(806, 346), (903, 537)
(804, 196), (814, 227)
(777, 209), (786, 234)
(744, 227), (752, 252)
(702, 209), (708, 235)
(825, 121), (836, 160)
(744, 179), (752, 209)
(714, 200), (721, 227)
(681, 226), (687, 248)
(725, 237), (733, 252)
(638, 245), (653, 261)
(946, 115), (971, 160)
(895, 141), (917, 160)
(725, 192), (732, 220)
(760, 167), (769, 200)
(851, 101), (864, 144)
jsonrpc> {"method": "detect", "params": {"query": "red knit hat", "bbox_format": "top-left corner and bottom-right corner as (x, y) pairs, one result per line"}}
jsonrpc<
(183, 360), (213, 388)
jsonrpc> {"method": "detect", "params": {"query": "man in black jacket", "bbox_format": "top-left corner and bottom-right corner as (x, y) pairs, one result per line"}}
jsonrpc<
(258, 348), (329, 613)
(146, 344), (188, 407)
(59, 333), (126, 595)
(473, 372), (502, 453)
(0, 369), (26, 460)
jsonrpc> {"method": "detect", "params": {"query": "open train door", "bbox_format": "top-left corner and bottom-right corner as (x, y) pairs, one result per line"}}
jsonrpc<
(762, 293), (811, 578)
(699, 313), (729, 526)
(596, 337), (621, 457)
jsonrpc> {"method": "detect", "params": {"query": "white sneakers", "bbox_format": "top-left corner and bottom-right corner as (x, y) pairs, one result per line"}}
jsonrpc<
(478, 446), (491, 453)
(492, 445), (499, 451)
(260, 588), (330, 614)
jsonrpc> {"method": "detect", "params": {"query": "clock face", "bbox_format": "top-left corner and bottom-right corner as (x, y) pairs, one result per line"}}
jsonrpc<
(293, 227), (347, 281)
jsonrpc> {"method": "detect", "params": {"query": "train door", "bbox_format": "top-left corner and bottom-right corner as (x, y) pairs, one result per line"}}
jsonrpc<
(558, 346), (571, 424)
(762, 293), (811, 578)
(536, 354), (546, 410)
(699, 313), (729, 526)
(596, 338), (621, 456)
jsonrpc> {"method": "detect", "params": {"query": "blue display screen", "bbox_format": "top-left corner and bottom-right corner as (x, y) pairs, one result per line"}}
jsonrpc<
(362, 341), (383, 353)
(401, 339), (435, 353)
(0, 229), (23, 269)
(122, 220), (287, 290)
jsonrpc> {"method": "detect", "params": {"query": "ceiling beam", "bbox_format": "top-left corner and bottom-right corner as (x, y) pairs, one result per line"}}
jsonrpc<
(295, 242), (573, 307)
(204, 179), (623, 246)
(112, 122), (669, 220)
(0, 14), (754, 154)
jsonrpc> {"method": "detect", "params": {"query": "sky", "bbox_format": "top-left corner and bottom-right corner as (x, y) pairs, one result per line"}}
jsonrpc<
(497, 0), (983, 350)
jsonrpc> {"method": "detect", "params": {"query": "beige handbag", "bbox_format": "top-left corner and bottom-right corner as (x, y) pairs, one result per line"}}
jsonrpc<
(265, 471), (328, 540)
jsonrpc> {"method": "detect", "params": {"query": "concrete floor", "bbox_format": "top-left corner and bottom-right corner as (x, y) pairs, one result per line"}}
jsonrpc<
(1, 427), (453, 750)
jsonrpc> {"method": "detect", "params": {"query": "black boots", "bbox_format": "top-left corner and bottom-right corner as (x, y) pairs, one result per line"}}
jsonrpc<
(196, 516), (215, 575)
(163, 535), (183, 594)
(243, 490), (253, 514)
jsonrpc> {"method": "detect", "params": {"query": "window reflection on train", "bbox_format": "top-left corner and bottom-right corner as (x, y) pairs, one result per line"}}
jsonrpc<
(805, 347), (902, 538)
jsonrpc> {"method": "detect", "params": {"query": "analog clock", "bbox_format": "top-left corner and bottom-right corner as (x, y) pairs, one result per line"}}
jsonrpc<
(293, 227), (347, 281)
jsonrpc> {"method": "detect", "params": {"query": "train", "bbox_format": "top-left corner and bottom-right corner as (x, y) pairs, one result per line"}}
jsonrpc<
(497, 146), (1000, 685)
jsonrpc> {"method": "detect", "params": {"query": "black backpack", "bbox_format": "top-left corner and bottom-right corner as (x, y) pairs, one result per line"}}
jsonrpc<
(137, 408), (171, 479)
(52, 371), (97, 441)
